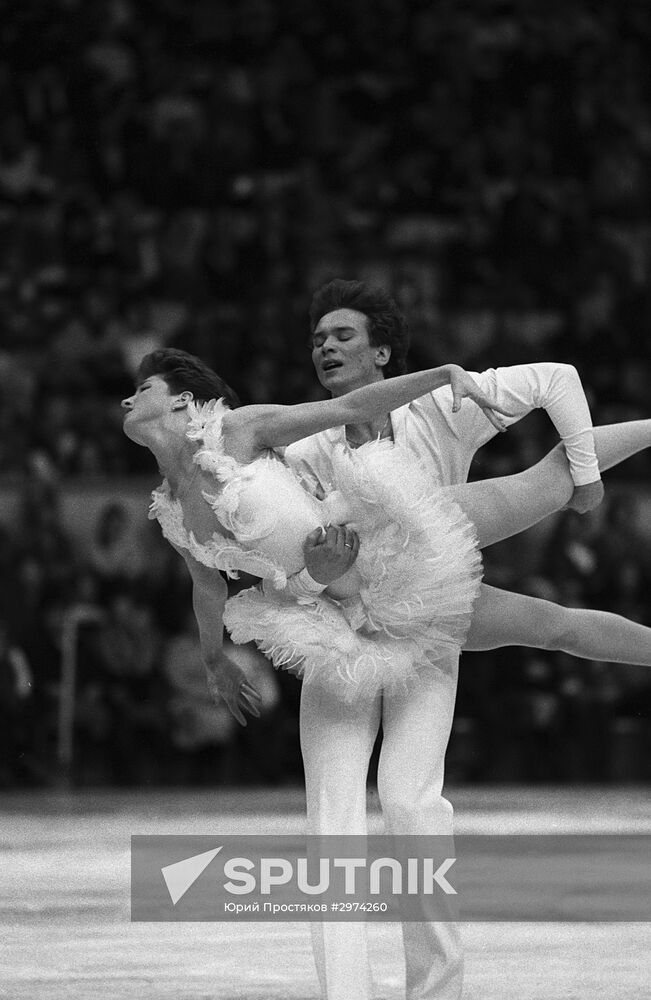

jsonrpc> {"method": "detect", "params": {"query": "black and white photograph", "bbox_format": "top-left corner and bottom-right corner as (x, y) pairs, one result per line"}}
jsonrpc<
(2, 1), (651, 997)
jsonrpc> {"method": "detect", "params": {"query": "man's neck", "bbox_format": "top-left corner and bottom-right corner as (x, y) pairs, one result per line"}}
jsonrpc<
(330, 374), (392, 446)
(344, 414), (393, 447)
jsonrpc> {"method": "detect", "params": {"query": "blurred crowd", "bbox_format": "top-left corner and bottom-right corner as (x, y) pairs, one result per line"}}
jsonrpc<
(2, 0), (651, 477)
(2, 0), (651, 785)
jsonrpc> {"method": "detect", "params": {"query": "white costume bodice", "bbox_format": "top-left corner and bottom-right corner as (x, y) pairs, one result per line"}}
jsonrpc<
(148, 399), (348, 588)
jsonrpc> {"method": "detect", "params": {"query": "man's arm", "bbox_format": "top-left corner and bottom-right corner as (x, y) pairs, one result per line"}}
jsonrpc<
(171, 544), (261, 725)
(446, 362), (603, 509)
(264, 525), (361, 602)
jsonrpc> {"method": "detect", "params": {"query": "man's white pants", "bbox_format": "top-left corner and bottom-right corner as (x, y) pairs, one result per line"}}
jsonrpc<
(299, 654), (463, 1000)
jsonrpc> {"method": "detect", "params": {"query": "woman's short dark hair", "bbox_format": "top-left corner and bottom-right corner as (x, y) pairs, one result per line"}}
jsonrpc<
(308, 279), (410, 378)
(136, 349), (241, 408)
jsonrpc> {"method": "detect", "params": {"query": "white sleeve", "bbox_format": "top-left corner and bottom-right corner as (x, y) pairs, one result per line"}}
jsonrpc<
(472, 363), (600, 486)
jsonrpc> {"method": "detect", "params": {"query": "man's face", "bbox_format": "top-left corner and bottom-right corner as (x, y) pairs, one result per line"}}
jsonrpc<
(311, 308), (388, 395)
(121, 374), (174, 443)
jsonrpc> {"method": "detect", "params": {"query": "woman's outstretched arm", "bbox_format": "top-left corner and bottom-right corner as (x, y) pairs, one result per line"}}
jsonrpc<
(444, 419), (651, 549)
(224, 365), (512, 450)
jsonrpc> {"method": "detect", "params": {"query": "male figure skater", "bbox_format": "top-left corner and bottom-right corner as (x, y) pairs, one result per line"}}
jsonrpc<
(282, 278), (604, 1000)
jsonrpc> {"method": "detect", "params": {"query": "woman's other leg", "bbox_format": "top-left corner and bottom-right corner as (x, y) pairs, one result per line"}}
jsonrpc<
(446, 420), (651, 548)
(466, 584), (651, 665)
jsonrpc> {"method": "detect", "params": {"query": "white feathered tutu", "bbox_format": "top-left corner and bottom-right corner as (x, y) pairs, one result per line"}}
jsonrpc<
(223, 438), (483, 701)
(149, 400), (483, 703)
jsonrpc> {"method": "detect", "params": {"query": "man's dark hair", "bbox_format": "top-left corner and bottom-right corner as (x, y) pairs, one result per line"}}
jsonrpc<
(309, 279), (410, 378)
(136, 349), (241, 408)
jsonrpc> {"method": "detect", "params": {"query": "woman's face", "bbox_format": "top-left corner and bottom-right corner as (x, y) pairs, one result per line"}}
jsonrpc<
(121, 374), (174, 442)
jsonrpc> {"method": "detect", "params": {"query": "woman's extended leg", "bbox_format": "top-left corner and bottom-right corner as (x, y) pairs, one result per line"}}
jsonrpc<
(445, 419), (651, 548)
(465, 584), (651, 664)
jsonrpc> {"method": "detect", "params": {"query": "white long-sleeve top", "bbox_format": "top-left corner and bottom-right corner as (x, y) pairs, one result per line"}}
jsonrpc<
(285, 362), (599, 492)
(282, 362), (599, 598)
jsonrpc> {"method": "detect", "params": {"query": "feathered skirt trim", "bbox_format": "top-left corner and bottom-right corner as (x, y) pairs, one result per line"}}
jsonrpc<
(225, 440), (483, 701)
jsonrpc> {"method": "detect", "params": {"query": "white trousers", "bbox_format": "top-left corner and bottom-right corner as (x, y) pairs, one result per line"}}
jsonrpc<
(299, 653), (463, 1000)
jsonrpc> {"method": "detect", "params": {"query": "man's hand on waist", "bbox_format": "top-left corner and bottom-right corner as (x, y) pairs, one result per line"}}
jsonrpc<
(303, 524), (360, 585)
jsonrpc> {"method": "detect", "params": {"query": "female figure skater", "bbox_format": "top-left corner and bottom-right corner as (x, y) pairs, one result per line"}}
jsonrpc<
(122, 348), (651, 717)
